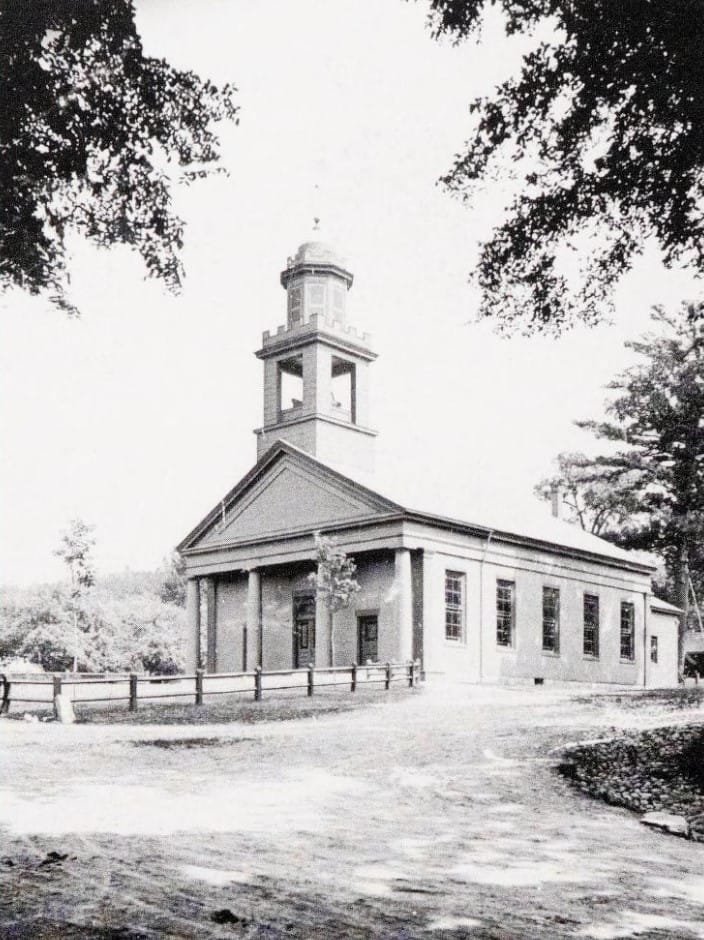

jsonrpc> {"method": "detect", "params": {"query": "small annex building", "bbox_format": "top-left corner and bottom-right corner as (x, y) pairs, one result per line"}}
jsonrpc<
(178, 240), (679, 687)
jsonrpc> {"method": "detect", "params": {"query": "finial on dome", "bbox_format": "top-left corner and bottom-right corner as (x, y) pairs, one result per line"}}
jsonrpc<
(313, 216), (320, 233)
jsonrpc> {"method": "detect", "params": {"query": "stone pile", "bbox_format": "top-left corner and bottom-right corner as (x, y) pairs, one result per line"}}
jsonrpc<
(559, 724), (704, 841)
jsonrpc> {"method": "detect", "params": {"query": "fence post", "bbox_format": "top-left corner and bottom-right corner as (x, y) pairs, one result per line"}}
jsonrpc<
(254, 666), (262, 702)
(52, 674), (62, 718)
(413, 659), (420, 687)
(408, 660), (414, 688)
(129, 673), (138, 712)
(351, 662), (357, 693)
(307, 664), (315, 697)
(385, 662), (391, 691)
(195, 669), (204, 706)
(0, 674), (9, 714)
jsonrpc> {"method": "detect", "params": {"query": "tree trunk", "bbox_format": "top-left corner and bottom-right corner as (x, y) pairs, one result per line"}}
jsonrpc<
(328, 608), (335, 668)
(72, 606), (78, 673)
(674, 541), (690, 681)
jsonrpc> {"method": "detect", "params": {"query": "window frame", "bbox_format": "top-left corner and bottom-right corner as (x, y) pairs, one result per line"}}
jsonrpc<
(620, 601), (636, 662)
(583, 593), (600, 659)
(650, 635), (659, 664)
(444, 570), (465, 643)
(542, 586), (560, 655)
(496, 579), (516, 648)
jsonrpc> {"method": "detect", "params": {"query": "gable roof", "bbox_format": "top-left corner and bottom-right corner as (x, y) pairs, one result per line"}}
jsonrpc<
(178, 441), (655, 573)
(177, 443), (401, 552)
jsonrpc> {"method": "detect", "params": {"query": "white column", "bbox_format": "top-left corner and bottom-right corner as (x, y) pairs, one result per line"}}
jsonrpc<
(203, 577), (217, 672)
(246, 569), (262, 669)
(395, 548), (413, 662)
(422, 551), (438, 675)
(185, 578), (200, 672)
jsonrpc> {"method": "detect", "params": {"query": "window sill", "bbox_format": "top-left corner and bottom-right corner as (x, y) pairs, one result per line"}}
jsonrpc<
(620, 658), (636, 665)
(541, 650), (560, 658)
(582, 655), (600, 661)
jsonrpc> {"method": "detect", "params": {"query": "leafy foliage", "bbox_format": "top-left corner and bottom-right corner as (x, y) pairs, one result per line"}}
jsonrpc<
(535, 452), (648, 539)
(0, 569), (186, 673)
(0, 0), (238, 314)
(54, 517), (95, 597)
(308, 532), (360, 666)
(309, 533), (360, 614)
(538, 304), (704, 667)
(0, 587), (75, 672)
(159, 551), (186, 607)
(425, 1), (704, 332)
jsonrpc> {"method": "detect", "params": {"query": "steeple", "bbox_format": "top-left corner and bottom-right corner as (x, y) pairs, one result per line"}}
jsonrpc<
(254, 239), (377, 475)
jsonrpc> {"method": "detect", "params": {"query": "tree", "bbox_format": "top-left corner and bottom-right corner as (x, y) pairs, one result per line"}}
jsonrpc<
(308, 533), (360, 667)
(159, 551), (186, 607)
(424, 1), (704, 333)
(54, 517), (95, 670)
(0, 0), (238, 314)
(538, 304), (704, 673)
(0, 587), (75, 671)
(534, 452), (648, 538)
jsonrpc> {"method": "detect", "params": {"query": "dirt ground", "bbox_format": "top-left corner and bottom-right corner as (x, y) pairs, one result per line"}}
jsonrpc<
(3, 684), (704, 939)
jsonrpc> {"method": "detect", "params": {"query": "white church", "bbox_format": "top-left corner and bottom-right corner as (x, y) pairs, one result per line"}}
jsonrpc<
(178, 240), (679, 686)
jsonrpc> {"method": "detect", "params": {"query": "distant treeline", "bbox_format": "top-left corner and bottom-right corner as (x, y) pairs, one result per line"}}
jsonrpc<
(0, 561), (186, 674)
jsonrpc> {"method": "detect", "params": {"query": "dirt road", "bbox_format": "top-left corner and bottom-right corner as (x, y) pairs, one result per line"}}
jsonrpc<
(2, 684), (704, 938)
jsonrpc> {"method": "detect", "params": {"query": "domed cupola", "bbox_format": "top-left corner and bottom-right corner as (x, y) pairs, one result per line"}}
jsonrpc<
(280, 240), (354, 329)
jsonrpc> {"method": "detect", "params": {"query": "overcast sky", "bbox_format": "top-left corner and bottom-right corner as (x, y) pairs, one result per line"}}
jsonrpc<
(1, 0), (700, 586)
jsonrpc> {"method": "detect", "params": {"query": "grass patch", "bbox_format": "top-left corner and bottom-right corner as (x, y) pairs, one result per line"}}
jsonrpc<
(74, 686), (416, 726)
(131, 736), (249, 749)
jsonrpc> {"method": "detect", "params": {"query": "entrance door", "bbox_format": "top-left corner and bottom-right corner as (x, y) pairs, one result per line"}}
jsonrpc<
(293, 593), (316, 668)
(358, 614), (379, 663)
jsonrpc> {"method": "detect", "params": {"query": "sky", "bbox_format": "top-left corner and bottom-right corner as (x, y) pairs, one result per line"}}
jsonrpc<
(1, 0), (701, 586)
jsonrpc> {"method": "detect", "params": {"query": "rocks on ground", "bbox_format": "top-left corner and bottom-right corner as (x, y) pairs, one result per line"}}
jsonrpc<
(559, 724), (704, 841)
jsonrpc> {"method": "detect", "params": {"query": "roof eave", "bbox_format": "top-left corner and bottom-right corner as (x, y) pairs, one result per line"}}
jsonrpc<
(403, 510), (656, 575)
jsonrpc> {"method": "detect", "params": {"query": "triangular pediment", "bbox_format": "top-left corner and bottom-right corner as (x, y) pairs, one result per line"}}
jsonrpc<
(179, 444), (401, 551)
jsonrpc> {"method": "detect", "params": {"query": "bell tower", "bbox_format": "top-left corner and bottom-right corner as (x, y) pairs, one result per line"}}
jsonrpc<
(254, 240), (377, 475)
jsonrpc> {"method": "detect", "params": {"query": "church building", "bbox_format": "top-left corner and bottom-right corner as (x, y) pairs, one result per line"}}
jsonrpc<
(178, 240), (679, 687)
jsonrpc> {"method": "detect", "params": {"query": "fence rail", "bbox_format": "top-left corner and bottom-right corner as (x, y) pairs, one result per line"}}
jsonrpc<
(0, 660), (420, 715)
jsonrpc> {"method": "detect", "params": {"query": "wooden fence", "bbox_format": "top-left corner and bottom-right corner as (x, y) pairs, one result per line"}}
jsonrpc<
(0, 660), (421, 714)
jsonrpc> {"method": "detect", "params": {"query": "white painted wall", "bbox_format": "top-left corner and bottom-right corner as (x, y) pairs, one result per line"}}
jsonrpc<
(646, 611), (679, 688)
(413, 524), (661, 686)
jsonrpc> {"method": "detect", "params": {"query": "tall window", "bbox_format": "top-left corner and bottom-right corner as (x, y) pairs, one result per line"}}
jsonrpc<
(496, 580), (515, 647)
(445, 571), (464, 642)
(583, 594), (600, 658)
(542, 587), (560, 653)
(620, 601), (635, 661)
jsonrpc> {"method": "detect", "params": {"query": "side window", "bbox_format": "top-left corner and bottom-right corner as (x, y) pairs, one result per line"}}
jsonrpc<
(496, 580), (515, 647)
(583, 594), (600, 658)
(620, 601), (635, 661)
(445, 571), (465, 642)
(542, 587), (560, 653)
(650, 635), (659, 663)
